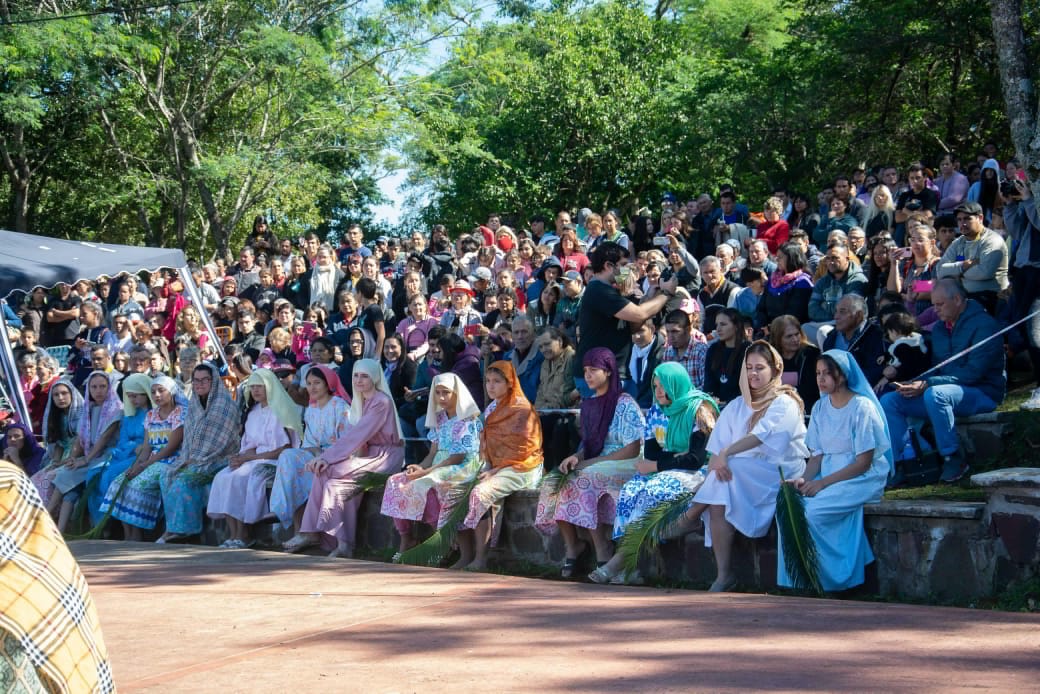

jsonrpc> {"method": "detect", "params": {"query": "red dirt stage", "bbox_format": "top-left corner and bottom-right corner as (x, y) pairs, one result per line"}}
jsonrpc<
(71, 541), (1039, 692)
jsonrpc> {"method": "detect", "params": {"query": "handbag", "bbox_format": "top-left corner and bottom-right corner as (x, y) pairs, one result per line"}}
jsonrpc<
(897, 426), (942, 487)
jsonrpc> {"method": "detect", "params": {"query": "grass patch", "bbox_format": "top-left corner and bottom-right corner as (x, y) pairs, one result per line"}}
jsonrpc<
(883, 484), (985, 502)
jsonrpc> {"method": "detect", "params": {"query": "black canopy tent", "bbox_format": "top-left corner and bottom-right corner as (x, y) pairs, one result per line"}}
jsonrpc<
(0, 230), (224, 433)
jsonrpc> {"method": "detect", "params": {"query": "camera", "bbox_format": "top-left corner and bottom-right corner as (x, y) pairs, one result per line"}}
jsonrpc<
(1000, 179), (1021, 198)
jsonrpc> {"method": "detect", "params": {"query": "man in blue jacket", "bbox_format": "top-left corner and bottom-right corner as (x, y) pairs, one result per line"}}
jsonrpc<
(880, 279), (1006, 483)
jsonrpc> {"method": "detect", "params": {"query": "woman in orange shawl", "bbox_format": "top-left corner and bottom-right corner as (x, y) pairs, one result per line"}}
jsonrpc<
(452, 361), (543, 570)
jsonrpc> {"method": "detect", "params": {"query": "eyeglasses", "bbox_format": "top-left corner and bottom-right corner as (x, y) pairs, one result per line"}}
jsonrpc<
(191, 377), (212, 384)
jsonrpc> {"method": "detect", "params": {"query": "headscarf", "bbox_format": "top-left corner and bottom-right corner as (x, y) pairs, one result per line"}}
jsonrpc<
(424, 372), (481, 429)
(120, 373), (154, 417)
(579, 347), (622, 459)
(739, 340), (804, 434)
(821, 349), (893, 474)
(180, 361), (240, 466)
(653, 362), (718, 454)
(0, 461), (113, 694)
(306, 364), (349, 405)
(1, 422), (45, 476)
(78, 371), (123, 454)
(348, 358), (402, 439)
(41, 378), (84, 445)
(481, 361), (542, 471)
(149, 374), (188, 409)
(243, 368), (303, 436)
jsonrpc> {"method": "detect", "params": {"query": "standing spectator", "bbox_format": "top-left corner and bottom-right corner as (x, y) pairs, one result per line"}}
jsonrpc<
(110, 282), (144, 323)
(336, 224), (371, 262)
(1001, 178), (1040, 410)
(895, 164), (940, 243)
(44, 283), (81, 347)
(935, 153), (970, 214)
(575, 242), (675, 389)
(248, 215), (278, 253)
(936, 201), (1009, 315)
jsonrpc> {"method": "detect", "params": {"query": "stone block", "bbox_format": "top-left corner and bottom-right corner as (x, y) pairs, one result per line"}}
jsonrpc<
(930, 535), (979, 603)
(991, 513), (1040, 564)
(972, 468), (1040, 489)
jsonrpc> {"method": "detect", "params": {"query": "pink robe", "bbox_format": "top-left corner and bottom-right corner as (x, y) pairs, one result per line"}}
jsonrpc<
(300, 392), (403, 547)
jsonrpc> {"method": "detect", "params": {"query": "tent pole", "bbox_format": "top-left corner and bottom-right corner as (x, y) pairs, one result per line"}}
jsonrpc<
(178, 267), (228, 368)
(0, 300), (32, 432)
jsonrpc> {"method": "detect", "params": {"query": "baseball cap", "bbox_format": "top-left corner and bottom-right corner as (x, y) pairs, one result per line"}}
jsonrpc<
(954, 201), (983, 216)
(562, 270), (583, 283)
(470, 267), (493, 282)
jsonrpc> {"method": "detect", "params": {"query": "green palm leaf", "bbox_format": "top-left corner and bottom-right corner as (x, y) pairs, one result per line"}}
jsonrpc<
(538, 467), (576, 521)
(66, 472), (131, 541)
(397, 476), (480, 567)
(775, 467), (824, 596)
(356, 471), (391, 492)
(616, 490), (697, 576)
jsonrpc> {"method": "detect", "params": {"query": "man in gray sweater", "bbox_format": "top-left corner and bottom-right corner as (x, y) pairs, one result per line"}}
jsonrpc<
(936, 201), (1008, 315)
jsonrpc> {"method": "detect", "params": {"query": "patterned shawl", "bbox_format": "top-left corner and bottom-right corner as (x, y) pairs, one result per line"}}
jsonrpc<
(180, 362), (240, 467)
(481, 360), (543, 471)
(77, 371), (123, 454)
(0, 461), (113, 693)
(42, 379), (84, 446)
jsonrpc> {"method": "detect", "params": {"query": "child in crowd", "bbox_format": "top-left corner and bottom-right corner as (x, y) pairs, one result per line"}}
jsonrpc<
(731, 267), (766, 323)
(874, 311), (930, 393)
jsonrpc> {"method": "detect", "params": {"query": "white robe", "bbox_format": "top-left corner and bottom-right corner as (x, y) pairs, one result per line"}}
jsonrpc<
(693, 394), (808, 544)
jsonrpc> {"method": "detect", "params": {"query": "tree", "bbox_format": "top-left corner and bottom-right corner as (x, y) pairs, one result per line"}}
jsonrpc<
(989, 0), (1039, 177)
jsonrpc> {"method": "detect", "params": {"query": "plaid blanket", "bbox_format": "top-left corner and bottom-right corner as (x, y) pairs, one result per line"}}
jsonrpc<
(0, 461), (113, 693)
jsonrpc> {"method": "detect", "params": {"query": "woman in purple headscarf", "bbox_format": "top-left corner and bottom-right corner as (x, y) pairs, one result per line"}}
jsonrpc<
(1, 423), (45, 476)
(534, 347), (645, 577)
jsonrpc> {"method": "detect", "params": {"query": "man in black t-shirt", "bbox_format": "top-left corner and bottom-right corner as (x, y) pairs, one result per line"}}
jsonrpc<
(355, 277), (386, 357)
(43, 283), (81, 347)
(895, 163), (939, 244)
(574, 242), (676, 392)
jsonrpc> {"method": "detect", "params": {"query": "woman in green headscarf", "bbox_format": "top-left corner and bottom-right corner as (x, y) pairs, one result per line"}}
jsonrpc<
(589, 362), (718, 584)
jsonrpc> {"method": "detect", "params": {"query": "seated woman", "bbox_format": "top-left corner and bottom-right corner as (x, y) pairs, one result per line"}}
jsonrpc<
(535, 348), (645, 577)
(49, 371), (123, 532)
(30, 378), (84, 506)
(453, 361), (543, 570)
(1, 422), (45, 477)
(684, 341), (808, 592)
(778, 350), (890, 592)
(264, 364), (350, 543)
(336, 326), (375, 399)
(590, 363), (718, 584)
(287, 359), (404, 557)
(768, 315), (821, 412)
(156, 362), (241, 543)
(381, 372), (482, 557)
(100, 376), (186, 541)
(702, 308), (750, 406)
(85, 374), (153, 525)
(206, 369), (301, 549)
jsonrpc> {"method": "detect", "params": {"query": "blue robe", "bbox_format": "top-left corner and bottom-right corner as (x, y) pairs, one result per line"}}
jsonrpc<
(86, 410), (146, 524)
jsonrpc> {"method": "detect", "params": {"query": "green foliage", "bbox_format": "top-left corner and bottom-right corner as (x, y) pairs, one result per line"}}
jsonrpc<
(397, 476), (479, 567)
(403, 0), (1010, 224)
(616, 490), (696, 576)
(775, 469), (824, 596)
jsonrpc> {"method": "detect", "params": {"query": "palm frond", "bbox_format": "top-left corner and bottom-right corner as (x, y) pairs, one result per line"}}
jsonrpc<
(66, 472), (131, 541)
(616, 491), (697, 576)
(775, 467), (824, 596)
(538, 467), (576, 521)
(357, 471), (391, 492)
(397, 476), (480, 567)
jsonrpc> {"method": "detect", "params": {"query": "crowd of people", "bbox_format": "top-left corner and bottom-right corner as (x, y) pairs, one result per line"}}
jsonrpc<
(2, 151), (1038, 592)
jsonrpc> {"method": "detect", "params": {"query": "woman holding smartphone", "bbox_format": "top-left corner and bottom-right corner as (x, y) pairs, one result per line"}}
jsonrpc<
(886, 224), (941, 317)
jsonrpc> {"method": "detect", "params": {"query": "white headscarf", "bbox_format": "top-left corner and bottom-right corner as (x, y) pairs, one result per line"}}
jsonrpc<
(348, 358), (402, 439)
(424, 372), (480, 429)
(243, 368), (304, 436)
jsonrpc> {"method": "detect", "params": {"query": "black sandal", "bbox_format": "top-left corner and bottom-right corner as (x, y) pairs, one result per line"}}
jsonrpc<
(561, 558), (579, 578)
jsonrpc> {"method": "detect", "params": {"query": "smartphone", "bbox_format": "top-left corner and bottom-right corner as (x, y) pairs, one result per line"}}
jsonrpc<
(653, 236), (671, 247)
(463, 324), (481, 338)
(410, 387), (429, 396)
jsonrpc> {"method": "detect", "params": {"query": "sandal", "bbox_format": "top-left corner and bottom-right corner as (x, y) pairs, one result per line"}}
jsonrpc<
(588, 566), (616, 584)
(282, 534), (317, 554)
(561, 558), (580, 579)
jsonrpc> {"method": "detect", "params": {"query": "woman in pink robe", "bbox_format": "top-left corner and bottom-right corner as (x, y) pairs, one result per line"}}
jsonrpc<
(286, 358), (404, 557)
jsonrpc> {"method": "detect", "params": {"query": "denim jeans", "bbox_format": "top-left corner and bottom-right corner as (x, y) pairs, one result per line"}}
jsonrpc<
(881, 384), (997, 457)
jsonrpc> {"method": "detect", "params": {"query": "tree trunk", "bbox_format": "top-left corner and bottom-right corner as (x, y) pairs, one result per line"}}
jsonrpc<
(10, 179), (29, 232)
(989, 0), (1037, 173)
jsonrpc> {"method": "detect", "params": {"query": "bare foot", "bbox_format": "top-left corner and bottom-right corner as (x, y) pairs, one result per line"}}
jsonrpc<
(448, 556), (474, 570)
